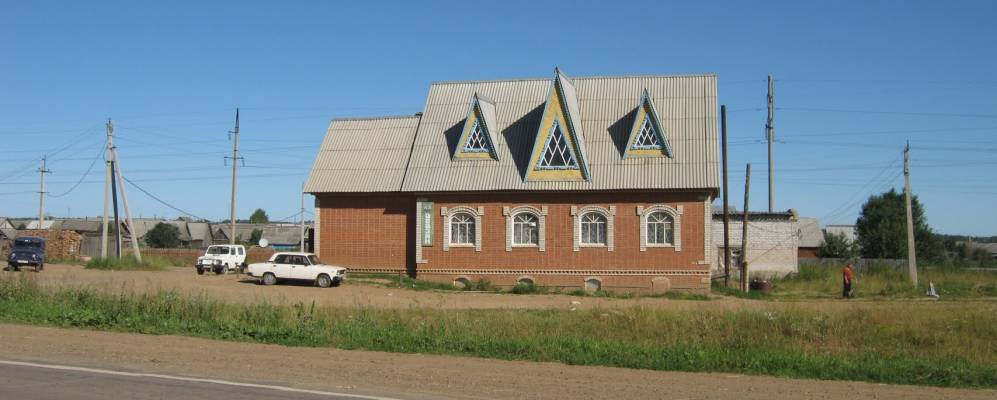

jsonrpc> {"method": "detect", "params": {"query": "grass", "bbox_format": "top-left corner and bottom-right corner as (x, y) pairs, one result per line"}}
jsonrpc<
(0, 275), (994, 389)
(84, 256), (185, 271)
(758, 264), (997, 300)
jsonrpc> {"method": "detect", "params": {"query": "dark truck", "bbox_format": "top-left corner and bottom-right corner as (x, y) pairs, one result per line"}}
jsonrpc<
(7, 236), (45, 272)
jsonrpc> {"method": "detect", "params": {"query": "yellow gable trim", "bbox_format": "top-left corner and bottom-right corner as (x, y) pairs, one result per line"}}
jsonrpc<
(625, 102), (668, 158)
(526, 80), (585, 181)
(454, 105), (496, 160)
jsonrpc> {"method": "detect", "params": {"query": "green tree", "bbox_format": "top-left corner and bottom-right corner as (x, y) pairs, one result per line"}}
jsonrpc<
(248, 229), (263, 246)
(855, 189), (941, 260)
(16, 223), (26, 230)
(819, 232), (858, 259)
(249, 209), (269, 224)
(145, 223), (182, 248)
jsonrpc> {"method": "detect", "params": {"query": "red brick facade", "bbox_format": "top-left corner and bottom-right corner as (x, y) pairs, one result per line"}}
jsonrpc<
(317, 191), (713, 292)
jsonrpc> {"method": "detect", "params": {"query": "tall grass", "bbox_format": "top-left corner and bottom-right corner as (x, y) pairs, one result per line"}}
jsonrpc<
(767, 264), (997, 299)
(0, 275), (993, 388)
(84, 256), (184, 271)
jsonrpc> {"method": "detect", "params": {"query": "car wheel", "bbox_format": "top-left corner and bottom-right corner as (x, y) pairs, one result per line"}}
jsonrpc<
(316, 274), (332, 288)
(239, 264), (247, 274)
(214, 265), (224, 275)
(36, 263), (43, 272)
(262, 273), (277, 286)
(196, 267), (205, 275)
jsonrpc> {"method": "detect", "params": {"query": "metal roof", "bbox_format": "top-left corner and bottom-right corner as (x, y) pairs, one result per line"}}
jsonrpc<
(796, 217), (824, 248)
(306, 72), (719, 194)
(304, 116), (421, 193)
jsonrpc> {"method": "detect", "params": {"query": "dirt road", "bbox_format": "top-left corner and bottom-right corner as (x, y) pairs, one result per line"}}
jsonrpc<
(1, 324), (992, 400)
(16, 264), (994, 313)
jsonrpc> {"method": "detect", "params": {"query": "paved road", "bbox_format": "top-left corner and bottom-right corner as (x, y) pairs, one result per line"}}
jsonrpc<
(0, 361), (403, 400)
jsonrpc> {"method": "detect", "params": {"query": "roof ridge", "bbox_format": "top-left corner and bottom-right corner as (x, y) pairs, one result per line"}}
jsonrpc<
(331, 114), (420, 122)
(430, 73), (718, 86)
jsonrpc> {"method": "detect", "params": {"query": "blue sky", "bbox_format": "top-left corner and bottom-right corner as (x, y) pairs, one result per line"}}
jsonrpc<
(1, 1), (995, 235)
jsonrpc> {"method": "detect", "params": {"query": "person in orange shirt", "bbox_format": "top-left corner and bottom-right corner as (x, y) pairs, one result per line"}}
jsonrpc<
(842, 263), (855, 298)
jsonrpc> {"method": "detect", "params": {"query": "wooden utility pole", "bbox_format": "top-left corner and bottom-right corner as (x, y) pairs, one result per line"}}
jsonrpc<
(766, 75), (775, 212)
(741, 164), (751, 293)
(101, 119), (113, 258)
(37, 156), (51, 227)
(300, 183), (306, 252)
(721, 105), (732, 287)
(227, 109), (241, 245)
(904, 142), (917, 285)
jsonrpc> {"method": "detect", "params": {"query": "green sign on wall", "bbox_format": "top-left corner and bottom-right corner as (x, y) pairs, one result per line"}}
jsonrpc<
(421, 201), (433, 246)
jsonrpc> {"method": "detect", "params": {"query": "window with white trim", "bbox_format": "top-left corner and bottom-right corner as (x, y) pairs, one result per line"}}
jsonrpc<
(464, 121), (489, 152)
(537, 122), (577, 169)
(580, 212), (607, 245)
(646, 211), (674, 245)
(637, 205), (682, 251)
(449, 212), (475, 245)
(632, 116), (662, 149)
(513, 212), (539, 246)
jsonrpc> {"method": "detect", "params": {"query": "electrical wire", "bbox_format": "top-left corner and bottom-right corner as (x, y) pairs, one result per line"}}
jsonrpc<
(49, 140), (106, 198)
(122, 176), (208, 221)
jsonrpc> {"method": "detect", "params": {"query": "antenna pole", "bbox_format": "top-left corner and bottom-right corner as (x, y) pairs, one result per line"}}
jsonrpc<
(741, 163), (751, 293)
(721, 105), (731, 287)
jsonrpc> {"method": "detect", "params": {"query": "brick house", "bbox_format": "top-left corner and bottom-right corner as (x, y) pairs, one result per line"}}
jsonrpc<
(305, 69), (719, 292)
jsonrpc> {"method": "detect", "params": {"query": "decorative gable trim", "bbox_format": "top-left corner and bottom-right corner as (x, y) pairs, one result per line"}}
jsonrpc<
(524, 68), (591, 182)
(453, 93), (499, 161)
(624, 89), (673, 158)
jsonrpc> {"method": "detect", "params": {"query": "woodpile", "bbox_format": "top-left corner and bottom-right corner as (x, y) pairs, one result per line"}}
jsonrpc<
(0, 230), (83, 261)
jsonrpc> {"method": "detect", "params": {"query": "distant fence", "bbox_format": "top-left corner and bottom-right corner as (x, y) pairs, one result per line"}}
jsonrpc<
(802, 258), (907, 273)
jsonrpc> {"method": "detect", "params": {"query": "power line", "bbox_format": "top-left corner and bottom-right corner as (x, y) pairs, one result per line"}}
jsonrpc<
(778, 106), (997, 119)
(49, 140), (106, 198)
(123, 176), (207, 221)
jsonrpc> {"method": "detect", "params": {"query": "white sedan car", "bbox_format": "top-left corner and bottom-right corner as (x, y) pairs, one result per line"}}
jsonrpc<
(246, 252), (347, 288)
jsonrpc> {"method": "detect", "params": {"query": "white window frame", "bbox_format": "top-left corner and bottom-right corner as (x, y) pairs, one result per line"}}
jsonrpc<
(571, 205), (615, 251)
(441, 206), (484, 251)
(637, 205), (682, 251)
(503, 205), (547, 251)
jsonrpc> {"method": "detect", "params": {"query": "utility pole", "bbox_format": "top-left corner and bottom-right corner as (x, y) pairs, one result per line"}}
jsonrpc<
(101, 119), (113, 258)
(227, 108), (242, 245)
(300, 183), (306, 252)
(766, 75), (775, 212)
(904, 142), (917, 285)
(721, 105), (732, 287)
(37, 156), (51, 228)
(741, 163), (751, 293)
(110, 145), (142, 263)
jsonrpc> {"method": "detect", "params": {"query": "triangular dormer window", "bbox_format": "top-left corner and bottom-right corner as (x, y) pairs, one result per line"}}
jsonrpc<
(524, 68), (590, 181)
(537, 122), (578, 169)
(464, 121), (490, 152)
(453, 93), (499, 160)
(632, 116), (661, 149)
(624, 88), (672, 158)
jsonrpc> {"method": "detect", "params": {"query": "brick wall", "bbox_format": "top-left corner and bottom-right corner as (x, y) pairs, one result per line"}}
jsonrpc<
(316, 194), (411, 270)
(316, 191), (713, 292)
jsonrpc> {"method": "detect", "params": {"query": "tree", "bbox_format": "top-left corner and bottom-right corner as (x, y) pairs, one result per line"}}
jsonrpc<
(819, 232), (858, 259)
(855, 189), (942, 260)
(248, 229), (263, 246)
(249, 209), (269, 224)
(145, 223), (182, 248)
(16, 223), (26, 230)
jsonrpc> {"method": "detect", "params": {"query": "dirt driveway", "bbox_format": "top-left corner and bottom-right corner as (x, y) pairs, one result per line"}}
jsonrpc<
(13, 264), (994, 313)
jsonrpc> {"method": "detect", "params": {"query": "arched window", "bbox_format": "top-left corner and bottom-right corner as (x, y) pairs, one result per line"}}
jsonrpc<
(450, 212), (475, 245)
(637, 205), (682, 251)
(513, 212), (539, 245)
(580, 212), (607, 245)
(646, 211), (674, 245)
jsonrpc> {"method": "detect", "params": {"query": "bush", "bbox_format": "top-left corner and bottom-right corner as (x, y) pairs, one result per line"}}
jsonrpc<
(145, 223), (181, 248)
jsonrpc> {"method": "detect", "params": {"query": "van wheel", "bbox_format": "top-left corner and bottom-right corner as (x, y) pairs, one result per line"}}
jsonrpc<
(262, 273), (277, 286)
(316, 274), (332, 288)
(36, 263), (43, 272)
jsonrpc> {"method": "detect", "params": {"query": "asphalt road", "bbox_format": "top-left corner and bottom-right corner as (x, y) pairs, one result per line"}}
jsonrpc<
(0, 361), (404, 400)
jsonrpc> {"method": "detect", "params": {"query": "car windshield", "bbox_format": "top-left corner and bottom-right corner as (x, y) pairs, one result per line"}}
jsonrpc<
(206, 246), (230, 255)
(307, 255), (321, 265)
(13, 240), (40, 250)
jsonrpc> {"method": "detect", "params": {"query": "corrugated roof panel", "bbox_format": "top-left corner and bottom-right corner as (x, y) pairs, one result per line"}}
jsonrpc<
(304, 116), (420, 193)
